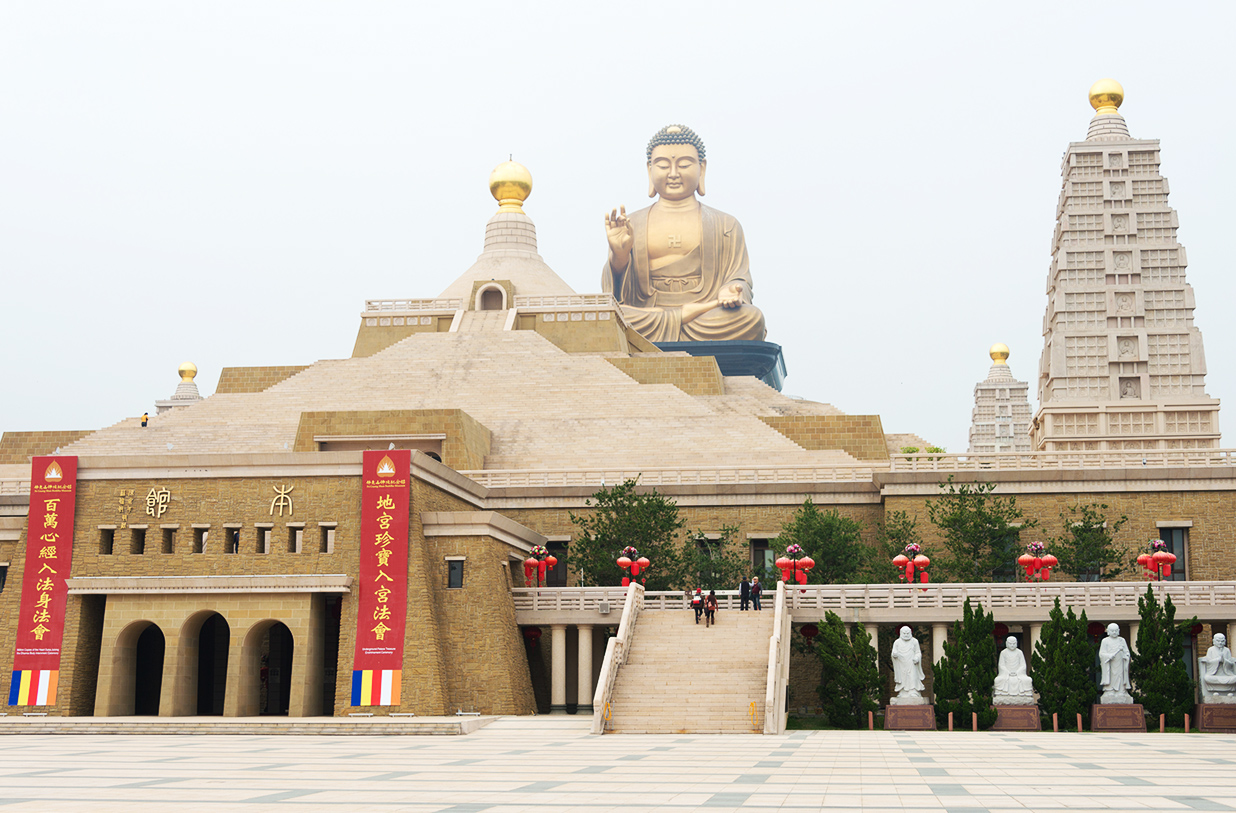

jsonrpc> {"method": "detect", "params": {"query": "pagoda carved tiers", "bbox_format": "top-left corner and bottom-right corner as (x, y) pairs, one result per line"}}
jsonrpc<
(968, 344), (1033, 454)
(1033, 80), (1220, 452)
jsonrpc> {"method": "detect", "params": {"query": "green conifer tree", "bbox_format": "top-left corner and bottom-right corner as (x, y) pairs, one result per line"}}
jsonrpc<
(806, 612), (881, 729)
(1030, 598), (1097, 728)
(1131, 584), (1196, 725)
(933, 599), (998, 729)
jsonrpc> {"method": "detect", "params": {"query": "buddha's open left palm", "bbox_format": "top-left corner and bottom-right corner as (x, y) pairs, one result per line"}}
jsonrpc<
(718, 283), (744, 308)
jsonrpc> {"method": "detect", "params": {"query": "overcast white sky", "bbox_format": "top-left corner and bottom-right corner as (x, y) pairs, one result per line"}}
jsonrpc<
(2, 2), (1235, 454)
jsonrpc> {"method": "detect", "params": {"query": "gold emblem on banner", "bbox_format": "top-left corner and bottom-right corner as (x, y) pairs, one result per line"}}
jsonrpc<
(376, 455), (396, 477)
(44, 461), (63, 482)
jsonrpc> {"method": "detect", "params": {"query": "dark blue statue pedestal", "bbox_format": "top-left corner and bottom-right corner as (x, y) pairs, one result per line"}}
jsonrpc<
(653, 340), (787, 392)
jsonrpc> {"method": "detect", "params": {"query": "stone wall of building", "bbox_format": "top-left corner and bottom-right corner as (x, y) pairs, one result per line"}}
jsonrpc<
(606, 355), (725, 396)
(352, 315), (455, 358)
(0, 431), (96, 465)
(215, 366), (311, 394)
(760, 416), (891, 461)
(293, 409), (492, 470)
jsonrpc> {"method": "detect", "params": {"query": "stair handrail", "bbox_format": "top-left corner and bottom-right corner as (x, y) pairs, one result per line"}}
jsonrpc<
(763, 580), (790, 734)
(591, 582), (644, 734)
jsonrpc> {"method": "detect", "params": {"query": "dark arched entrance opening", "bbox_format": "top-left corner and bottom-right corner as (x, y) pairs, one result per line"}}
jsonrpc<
(197, 613), (230, 716)
(134, 624), (165, 716)
(260, 622), (295, 716)
(480, 287), (504, 310)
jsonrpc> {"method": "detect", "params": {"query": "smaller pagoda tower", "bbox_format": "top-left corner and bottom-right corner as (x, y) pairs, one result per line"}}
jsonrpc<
(968, 344), (1033, 454)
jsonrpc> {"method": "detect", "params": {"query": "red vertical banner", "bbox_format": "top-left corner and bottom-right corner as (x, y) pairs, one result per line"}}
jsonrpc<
(350, 450), (411, 707)
(9, 456), (78, 707)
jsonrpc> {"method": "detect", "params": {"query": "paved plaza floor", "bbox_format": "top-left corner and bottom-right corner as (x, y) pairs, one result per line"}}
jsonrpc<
(2, 716), (1236, 812)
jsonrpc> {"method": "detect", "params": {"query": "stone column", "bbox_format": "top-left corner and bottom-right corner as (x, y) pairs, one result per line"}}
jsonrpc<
(931, 624), (948, 666)
(1225, 622), (1236, 645)
(576, 625), (594, 715)
(1129, 622), (1140, 654)
(550, 624), (568, 714)
(1029, 623), (1043, 661)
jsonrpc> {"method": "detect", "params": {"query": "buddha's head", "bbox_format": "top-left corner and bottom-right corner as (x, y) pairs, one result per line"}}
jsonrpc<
(1106, 623), (1120, 637)
(1005, 636), (1018, 650)
(1218, 634), (1228, 648)
(646, 124), (707, 200)
(899, 626), (912, 641)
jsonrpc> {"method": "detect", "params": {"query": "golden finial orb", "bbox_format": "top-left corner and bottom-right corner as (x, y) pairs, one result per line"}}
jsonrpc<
(488, 160), (532, 213)
(178, 361), (198, 382)
(1089, 78), (1124, 116)
(989, 343), (1010, 365)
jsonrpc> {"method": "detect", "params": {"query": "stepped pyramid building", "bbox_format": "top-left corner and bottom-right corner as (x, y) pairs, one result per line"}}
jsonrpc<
(967, 343), (1033, 454)
(1033, 79), (1220, 452)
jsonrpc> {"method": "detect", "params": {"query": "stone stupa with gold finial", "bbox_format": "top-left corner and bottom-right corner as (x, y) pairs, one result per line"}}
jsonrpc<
(1033, 79), (1220, 452)
(435, 158), (577, 311)
(155, 361), (204, 415)
(967, 343), (1033, 455)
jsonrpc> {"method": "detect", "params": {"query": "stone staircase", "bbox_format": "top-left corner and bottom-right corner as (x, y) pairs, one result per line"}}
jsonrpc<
(606, 609), (772, 734)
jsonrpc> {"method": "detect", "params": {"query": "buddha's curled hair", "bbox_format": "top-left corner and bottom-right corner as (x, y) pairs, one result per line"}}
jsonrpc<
(646, 124), (705, 162)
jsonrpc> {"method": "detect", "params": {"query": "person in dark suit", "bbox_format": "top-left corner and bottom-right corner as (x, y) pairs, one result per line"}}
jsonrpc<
(739, 576), (751, 610)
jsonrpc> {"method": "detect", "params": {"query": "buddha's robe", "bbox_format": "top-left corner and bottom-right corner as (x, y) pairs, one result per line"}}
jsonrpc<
(602, 204), (766, 342)
(1199, 645), (1236, 696)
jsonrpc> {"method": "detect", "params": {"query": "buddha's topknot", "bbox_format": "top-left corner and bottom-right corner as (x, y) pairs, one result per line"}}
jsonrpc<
(646, 124), (705, 162)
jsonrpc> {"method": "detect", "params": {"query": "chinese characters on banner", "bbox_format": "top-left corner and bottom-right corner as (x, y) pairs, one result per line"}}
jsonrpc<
(350, 450), (411, 706)
(9, 456), (78, 706)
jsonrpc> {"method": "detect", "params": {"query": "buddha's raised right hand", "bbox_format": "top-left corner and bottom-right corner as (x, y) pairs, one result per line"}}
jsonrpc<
(605, 205), (634, 271)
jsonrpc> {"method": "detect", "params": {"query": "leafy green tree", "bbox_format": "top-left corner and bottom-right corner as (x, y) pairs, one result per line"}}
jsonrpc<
(568, 478), (686, 590)
(1031, 598), (1098, 728)
(927, 476), (1035, 582)
(933, 599), (998, 729)
(777, 499), (865, 584)
(799, 612), (880, 729)
(683, 525), (750, 591)
(1131, 584), (1196, 725)
(857, 510), (922, 583)
(1049, 503), (1129, 581)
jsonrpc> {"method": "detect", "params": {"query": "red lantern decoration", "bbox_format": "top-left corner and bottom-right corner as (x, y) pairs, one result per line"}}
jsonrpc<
(1088, 621), (1106, 638)
(799, 556), (815, 571)
(800, 624), (819, 640)
(616, 556), (632, 570)
(522, 626), (542, 645)
(993, 622), (1010, 641)
(775, 556), (792, 571)
(545, 555), (558, 569)
(892, 554), (909, 568)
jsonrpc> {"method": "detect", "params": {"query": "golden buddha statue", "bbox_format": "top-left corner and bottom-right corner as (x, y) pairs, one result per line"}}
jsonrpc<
(603, 125), (766, 342)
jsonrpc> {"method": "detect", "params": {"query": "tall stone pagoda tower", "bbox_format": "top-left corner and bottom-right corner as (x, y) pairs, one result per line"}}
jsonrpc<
(1033, 80), (1220, 452)
(968, 343), (1033, 454)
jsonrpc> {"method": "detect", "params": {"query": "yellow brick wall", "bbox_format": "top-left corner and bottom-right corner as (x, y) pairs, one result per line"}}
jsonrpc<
(606, 356), (725, 396)
(351, 316), (455, 358)
(215, 366), (311, 394)
(293, 409), (492, 470)
(514, 313), (632, 353)
(761, 415), (891, 461)
(0, 431), (96, 465)
(885, 489), (1236, 582)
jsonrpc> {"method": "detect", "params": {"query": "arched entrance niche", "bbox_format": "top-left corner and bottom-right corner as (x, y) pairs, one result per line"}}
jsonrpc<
(103, 620), (165, 716)
(176, 611), (230, 716)
(475, 283), (507, 311)
(237, 620), (295, 716)
(134, 625), (166, 715)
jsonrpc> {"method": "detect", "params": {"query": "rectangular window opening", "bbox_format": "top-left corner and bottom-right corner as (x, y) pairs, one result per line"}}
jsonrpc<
(447, 559), (464, 589)
(546, 541), (568, 587)
(1161, 527), (1188, 581)
(100, 528), (115, 556)
(258, 528), (271, 555)
(750, 539), (773, 577)
(226, 529), (240, 555)
(0, 565), (8, 593)
(320, 527), (335, 554)
(193, 528), (208, 554)
(288, 528), (302, 554)
(162, 528), (175, 554)
(130, 527), (146, 555)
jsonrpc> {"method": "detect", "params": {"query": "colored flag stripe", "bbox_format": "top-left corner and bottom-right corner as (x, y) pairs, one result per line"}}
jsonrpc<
(349, 670), (400, 707)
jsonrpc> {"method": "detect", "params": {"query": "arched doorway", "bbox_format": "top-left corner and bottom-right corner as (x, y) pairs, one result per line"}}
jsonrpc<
(260, 623), (294, 716)
(197, 613), (230, 716)
(134, 625), (165, 716)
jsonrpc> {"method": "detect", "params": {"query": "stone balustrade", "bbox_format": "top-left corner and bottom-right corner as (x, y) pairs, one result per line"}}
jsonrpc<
(889, 449), (1236, 472)
(363, 298), (463, 313)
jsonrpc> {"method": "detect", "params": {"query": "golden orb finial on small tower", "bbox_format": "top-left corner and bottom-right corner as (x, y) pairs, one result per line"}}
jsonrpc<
(489, 160), (533, 213)
(1089, 78), (1124, 116)
(989, 343), (1010, 365)
(178, 361), (198, 382)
